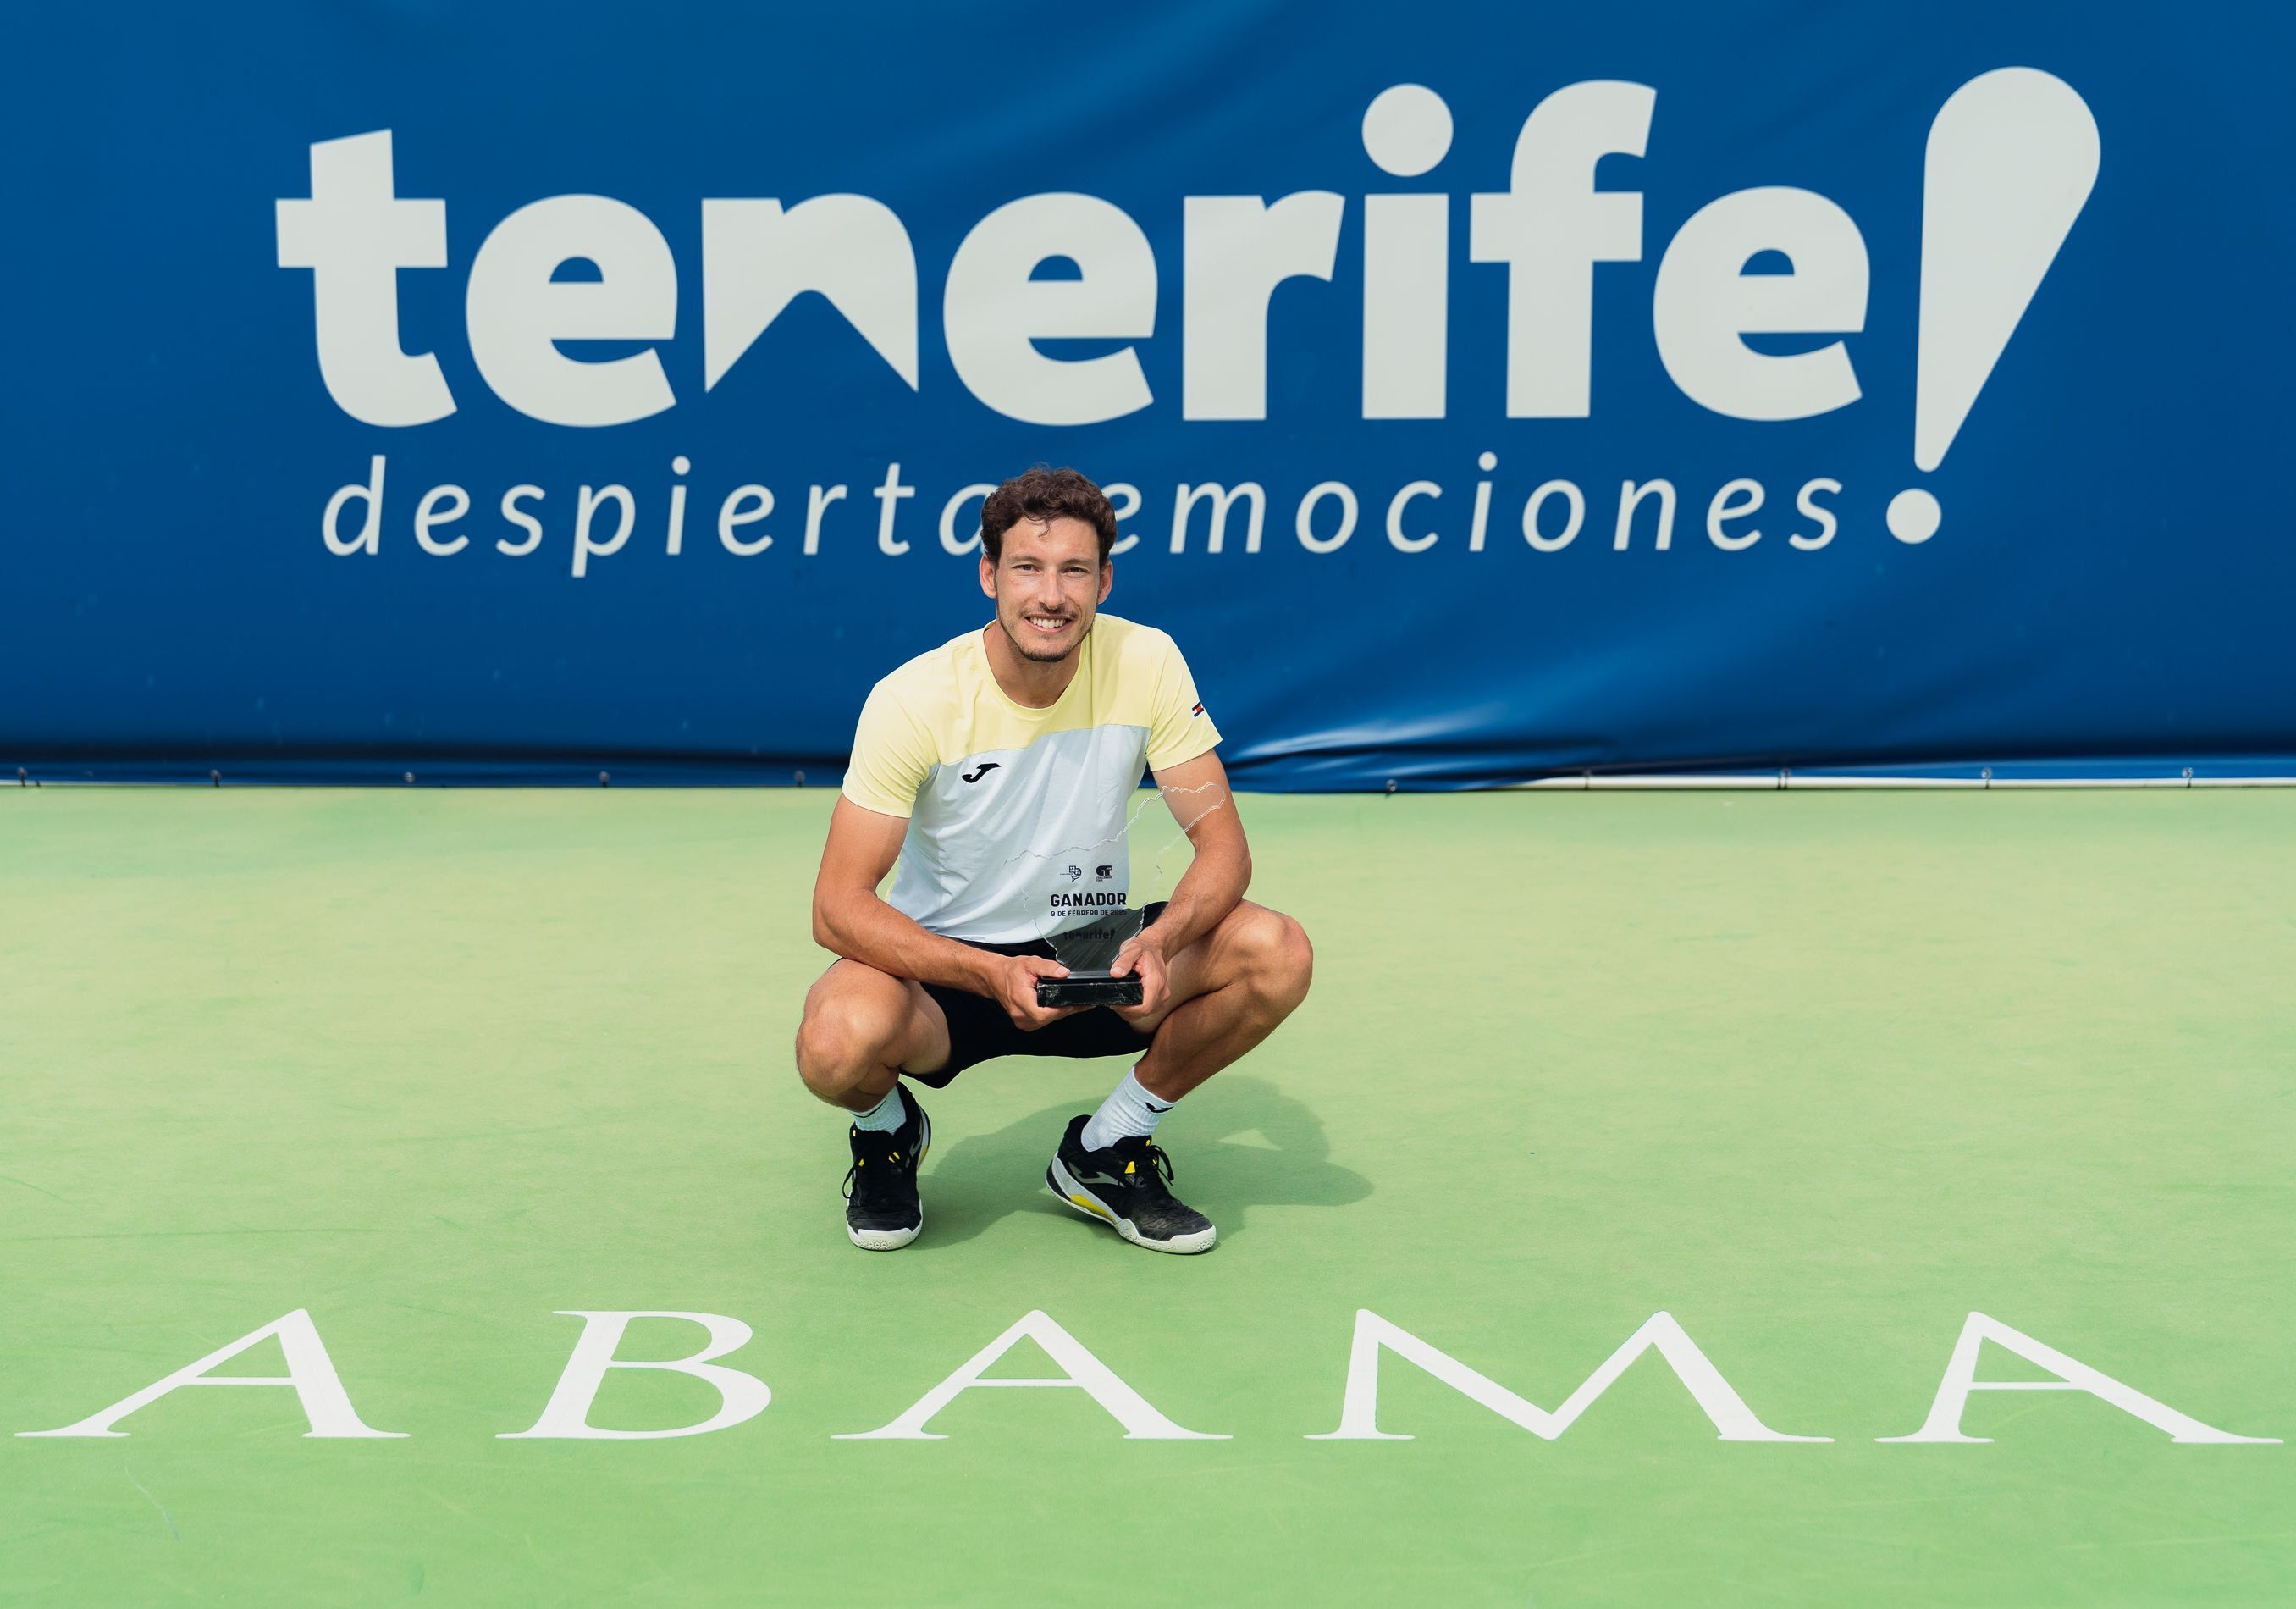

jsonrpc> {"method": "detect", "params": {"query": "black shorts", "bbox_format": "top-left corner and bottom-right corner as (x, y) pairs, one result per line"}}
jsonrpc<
(912, 902), (1167, 1088)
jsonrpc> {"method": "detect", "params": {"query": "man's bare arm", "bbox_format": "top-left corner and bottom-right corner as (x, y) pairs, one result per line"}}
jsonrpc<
(813, 797), (1083, 1031)
(811, 797), (1006, 992)
(1132, 747), (1251, 959)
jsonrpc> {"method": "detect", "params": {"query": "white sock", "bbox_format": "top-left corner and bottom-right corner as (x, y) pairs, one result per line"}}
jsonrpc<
(851, 1083), (905, 1132)
(1080, 1069), (1173, 1152)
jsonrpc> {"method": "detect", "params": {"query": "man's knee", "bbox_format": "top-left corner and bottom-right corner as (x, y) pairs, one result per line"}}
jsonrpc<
(1234, 906), (1313, 1011)
(794, 974), (907, 1098)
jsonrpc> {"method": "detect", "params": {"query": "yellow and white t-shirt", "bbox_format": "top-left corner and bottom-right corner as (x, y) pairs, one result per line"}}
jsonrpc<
(841, 614), (1221, 943)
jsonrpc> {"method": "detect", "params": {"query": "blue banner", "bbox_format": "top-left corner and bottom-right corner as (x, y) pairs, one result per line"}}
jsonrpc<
(6, 2), (2291, 787)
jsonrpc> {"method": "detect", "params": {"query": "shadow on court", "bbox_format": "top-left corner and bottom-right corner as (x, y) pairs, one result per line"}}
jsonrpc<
(915, 1074), (1372, 1249)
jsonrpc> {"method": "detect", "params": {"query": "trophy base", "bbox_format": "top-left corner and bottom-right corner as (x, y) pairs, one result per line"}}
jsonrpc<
(1035, 971), (1145, 1009)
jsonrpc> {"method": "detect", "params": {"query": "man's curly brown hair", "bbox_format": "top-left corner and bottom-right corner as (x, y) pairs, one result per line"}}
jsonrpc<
(979, 466), (1117, 565)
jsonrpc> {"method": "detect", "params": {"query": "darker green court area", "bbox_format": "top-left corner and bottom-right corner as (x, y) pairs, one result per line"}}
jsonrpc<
(3, 788), (2292, 1605)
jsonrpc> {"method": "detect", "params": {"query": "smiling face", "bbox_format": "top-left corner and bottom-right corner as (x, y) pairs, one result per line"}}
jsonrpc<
(980, 516), (1112, 664)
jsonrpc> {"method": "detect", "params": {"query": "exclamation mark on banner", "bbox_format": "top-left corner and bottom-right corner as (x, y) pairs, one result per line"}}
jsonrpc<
(1887, 68), (2100, 544)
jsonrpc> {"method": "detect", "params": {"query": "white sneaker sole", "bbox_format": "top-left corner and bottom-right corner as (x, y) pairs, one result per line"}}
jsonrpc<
(847, 1106), (930, 1251)
(1046, 1154), (1217, 1255)
(848, 1215), (920, 1251)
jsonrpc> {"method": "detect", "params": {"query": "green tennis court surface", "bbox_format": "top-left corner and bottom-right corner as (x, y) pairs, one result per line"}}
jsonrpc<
(4, 788), (2292, 1605)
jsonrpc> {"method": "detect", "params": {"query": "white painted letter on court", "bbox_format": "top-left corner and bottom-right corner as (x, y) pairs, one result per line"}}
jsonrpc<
(1309, 1309), (1827, 1442)
(19, 1309), (403, 1439)
(1880, 1312), (2278, 1445)
(836, 1309), (1226, 1440)
(502, 1311), (770, 1440)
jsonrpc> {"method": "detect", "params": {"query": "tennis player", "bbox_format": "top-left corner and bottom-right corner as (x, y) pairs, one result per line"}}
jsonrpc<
(796, 466), (1313, 1254)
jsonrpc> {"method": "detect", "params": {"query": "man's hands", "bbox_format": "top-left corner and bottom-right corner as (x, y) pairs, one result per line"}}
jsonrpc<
(1107, 929), (1170, 1024)
(984, 952), (1084, 1031)
(980, 932), (1167, 1031)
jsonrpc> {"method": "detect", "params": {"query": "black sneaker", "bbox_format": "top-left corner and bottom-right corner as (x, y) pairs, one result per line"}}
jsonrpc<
(1046, 1116), (1217, 1254)
(844, 1085), (930, 1250)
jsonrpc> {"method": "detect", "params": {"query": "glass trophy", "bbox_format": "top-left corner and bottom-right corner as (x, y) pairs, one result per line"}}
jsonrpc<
(1029, 777), (1229, 1009)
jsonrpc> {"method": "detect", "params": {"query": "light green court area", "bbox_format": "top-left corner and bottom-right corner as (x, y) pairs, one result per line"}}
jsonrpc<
(3, 788), (2293, 1606)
